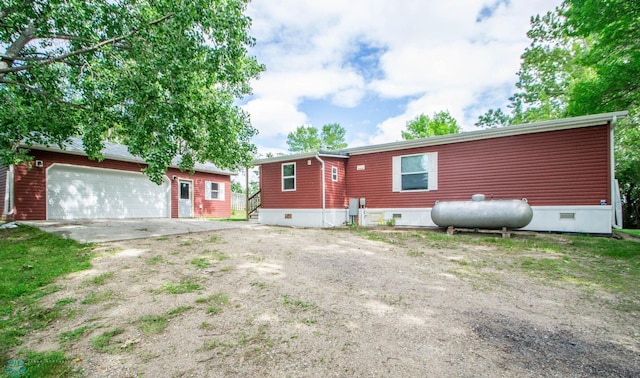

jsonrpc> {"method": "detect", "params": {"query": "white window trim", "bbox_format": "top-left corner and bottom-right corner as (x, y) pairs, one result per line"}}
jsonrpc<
(392, 152), (438, 192)
(205, 181), (225, 201)
(331, 166), (338, 182)
(282, 162), (296, 191)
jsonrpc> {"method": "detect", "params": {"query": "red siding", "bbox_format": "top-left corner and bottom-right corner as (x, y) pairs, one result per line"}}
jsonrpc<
(167, 168), (231, 218)
(324, 158), (348, 209)
(260, 157), (322, 209)
(13, 149), (231, 220)
(346, 125), (611, 208)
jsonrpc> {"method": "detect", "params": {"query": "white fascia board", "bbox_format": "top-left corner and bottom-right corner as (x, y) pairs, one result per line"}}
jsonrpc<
(345, 111), (628, 156)
(24, 142), (234, 176)
(253, 152), (349, 165)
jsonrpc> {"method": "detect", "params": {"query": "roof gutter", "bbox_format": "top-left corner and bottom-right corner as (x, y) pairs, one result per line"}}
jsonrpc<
(610, 115), (622, 229)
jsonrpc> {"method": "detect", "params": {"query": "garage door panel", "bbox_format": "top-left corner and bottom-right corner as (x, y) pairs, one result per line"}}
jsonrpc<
(47, 165), (170, 220)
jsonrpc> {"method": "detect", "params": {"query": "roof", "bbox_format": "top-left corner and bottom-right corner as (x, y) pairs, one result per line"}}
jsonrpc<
(29, 137), (234, 176)
(253, 111), (628, 165)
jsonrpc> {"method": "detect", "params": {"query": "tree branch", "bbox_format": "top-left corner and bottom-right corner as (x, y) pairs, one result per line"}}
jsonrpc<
(0, 13), (174, 76)
(0, 79), (86, 109)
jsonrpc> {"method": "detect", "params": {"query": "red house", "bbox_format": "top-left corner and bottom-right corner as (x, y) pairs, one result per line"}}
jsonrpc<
(253, 111), (627, 234)
(1, 138), (232, 220)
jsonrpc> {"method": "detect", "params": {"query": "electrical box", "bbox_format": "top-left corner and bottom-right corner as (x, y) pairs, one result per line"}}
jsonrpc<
(348, 198), (359, 216)
(359, 198), (366, 206)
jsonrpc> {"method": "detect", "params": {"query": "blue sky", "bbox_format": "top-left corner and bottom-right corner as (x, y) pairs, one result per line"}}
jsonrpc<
(242, 0), (562, 156)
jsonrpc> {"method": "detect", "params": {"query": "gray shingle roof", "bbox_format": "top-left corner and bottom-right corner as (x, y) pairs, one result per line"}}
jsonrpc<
(31, 137), (235, 176)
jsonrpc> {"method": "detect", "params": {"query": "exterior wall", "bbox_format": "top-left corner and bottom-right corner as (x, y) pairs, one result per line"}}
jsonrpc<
(260, 157), (323, 209)
(323, 158), (347, 209)
(346, 125), (611, 209)
(167, 168), (231, 218)
(0, 166), (6, 219)
(12, 149), (231, 220)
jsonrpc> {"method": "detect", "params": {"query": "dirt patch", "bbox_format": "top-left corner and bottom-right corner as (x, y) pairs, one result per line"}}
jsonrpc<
(20, 226), (640, 377)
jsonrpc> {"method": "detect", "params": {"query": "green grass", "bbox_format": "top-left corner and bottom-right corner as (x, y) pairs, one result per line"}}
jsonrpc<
(282, 294), (315, 312)
(59, 325), (91, 345)
(617, 229), (640, 238)
(81, 290), (121, 305)
(85, 272), (114, 286)
(190, 257), (211, 269)
(0, 225), (93, 369)
(138, 306), (193, 335)
(90, 327), (125, 353)
(195, 293), (230, 315)
(359, 228), (640, 311)
(156, 278), (202, 294)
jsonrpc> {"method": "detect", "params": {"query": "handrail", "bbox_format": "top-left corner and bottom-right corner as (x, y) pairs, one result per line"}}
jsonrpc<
(247, 190), (261, 218)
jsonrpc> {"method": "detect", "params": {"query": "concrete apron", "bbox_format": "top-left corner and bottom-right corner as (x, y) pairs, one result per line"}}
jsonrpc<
(18, 218), (253, 243)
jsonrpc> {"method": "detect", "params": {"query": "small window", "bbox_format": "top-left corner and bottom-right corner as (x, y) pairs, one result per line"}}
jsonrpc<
(392, 152), (438, 192)
(332, 166), (338, 182)
(180, 182), (190, 199)
(282, 163), (296, 191)
(205, 181), (225, 200)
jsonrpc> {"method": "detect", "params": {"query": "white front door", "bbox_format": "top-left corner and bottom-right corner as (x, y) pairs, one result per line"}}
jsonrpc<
(178, 180), (193, 218)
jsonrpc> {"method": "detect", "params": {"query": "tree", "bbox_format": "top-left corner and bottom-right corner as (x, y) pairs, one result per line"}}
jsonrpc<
(286, 123), (347, 152)
(401, 111), (461, 140)
(474, 0), (640, 227)
(0, 0), (264, 184)
(231, 181), (244, 193)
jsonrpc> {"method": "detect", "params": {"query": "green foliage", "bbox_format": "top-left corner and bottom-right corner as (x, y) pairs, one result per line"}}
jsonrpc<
(138, 306), (193, 335)
(475, 0), (640, 227)
(0, 0), (264, 184)
(286, 123), (348, 152)
(401, 111), (461, 140)
(90, 327), (125, 353)
(231, 180), (244, 193)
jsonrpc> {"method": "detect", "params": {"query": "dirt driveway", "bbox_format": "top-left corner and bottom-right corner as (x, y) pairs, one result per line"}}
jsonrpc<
(25, 226), (640, 377)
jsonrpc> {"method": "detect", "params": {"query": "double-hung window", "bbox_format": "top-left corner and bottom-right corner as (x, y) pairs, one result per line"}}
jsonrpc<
(282, 162), (296, 191)
(205, 181), (225, 200)
(331, 166), (338, 182)
(392, 152), (438, 192)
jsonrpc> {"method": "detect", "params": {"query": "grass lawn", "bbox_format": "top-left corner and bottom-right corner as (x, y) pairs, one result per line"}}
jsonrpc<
(618, 229), (640, 238)
(1, 224), (93, 376)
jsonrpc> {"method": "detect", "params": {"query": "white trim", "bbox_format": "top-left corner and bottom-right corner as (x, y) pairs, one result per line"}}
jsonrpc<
(204, 181), (225, 201)
(4, 165), (14, 216)
(281, 162), (296, 191)
(331, 166), (338, 182)
(392, 152), (438, 192)
(178, 178), (194, 218)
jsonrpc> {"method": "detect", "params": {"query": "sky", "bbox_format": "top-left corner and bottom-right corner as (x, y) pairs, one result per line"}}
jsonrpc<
(241, 0), (563, 156)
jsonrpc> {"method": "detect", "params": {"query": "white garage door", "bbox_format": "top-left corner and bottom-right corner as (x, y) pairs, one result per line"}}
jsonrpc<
(47, 164), (170, 220)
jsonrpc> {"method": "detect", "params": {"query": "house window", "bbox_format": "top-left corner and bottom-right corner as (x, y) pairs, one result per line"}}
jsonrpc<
(392, 152), (438, 192)
(282, 163), (296, 191)
(180, 182), (190, 199)
(205, 181), (225, 200)
(332, 166), (338, 182)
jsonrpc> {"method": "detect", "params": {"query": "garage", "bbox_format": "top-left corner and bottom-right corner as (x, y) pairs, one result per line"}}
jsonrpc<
(46, 164), (171, 220)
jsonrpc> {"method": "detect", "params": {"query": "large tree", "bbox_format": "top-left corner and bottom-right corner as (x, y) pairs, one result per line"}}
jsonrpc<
(475, 0), (640, 227)
(401, 111), (460, 140)
(286, 123), (347, 152)
(0, 0), (263, 183)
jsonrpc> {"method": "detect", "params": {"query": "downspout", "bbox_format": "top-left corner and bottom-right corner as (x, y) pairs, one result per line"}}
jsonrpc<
(610, 116), (622, 229)
(4, 165), (15, 217)
(314, 154), (327, 227)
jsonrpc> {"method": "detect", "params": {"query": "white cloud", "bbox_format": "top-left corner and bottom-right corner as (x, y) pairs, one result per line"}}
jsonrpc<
(245, 0), (563, 151)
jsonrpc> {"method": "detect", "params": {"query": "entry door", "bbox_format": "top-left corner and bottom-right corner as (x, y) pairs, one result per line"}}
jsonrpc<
(178, 180), (193, 217)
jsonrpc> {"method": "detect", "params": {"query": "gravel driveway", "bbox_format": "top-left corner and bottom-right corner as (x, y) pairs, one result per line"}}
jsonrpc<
(24, 226), (640, 377)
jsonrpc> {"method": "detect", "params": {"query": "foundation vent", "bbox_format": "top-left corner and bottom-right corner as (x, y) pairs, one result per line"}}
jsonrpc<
(559, 212), (575, 220)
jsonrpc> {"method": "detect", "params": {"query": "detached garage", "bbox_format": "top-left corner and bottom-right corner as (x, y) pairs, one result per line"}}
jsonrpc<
(1, 138), (233, 221)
